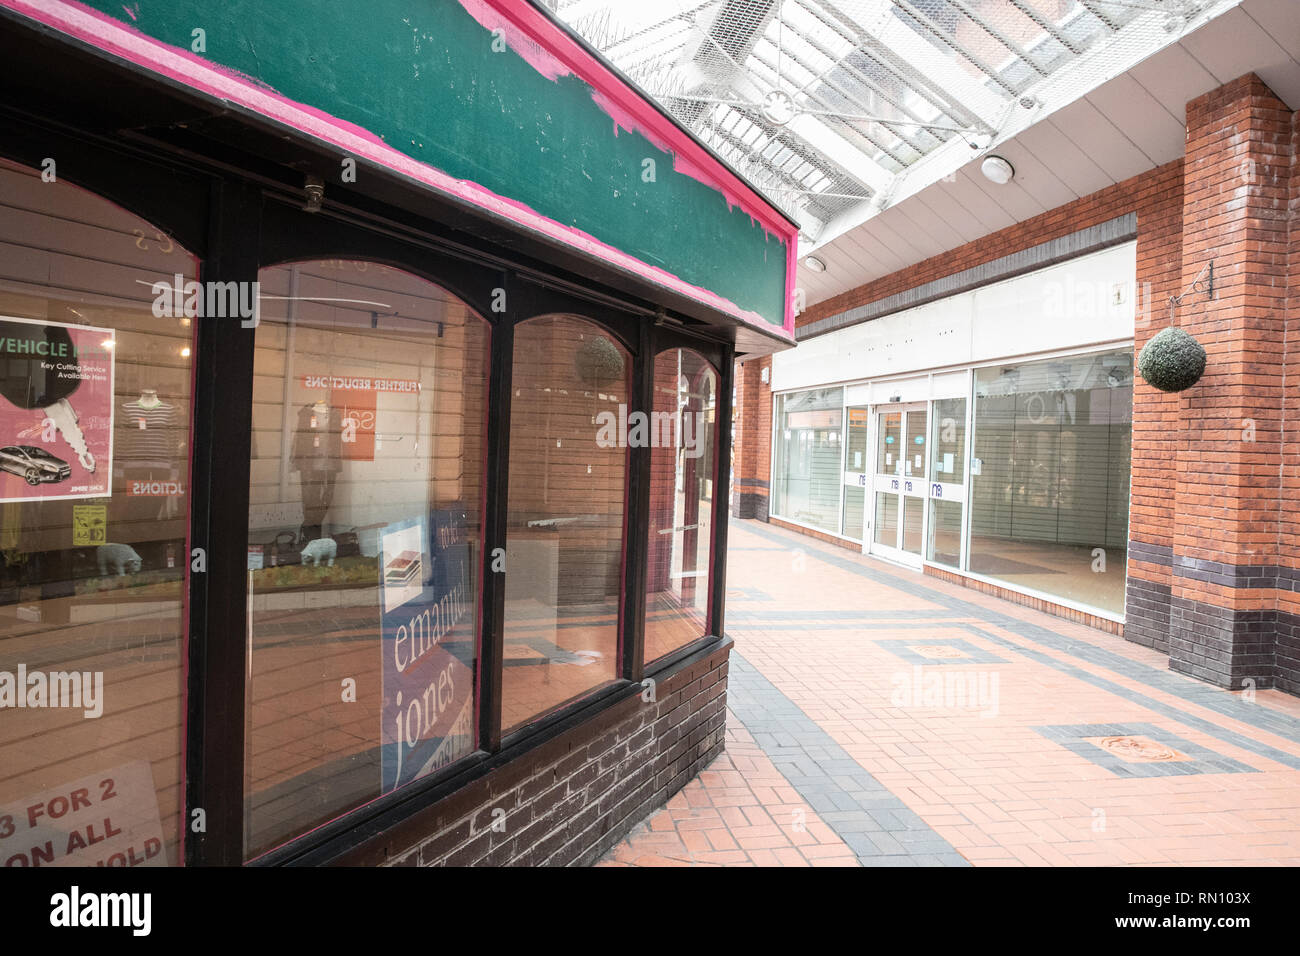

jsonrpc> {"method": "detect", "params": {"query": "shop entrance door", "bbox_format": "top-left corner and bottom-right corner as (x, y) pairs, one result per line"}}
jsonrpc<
(869, 404), (928, 567)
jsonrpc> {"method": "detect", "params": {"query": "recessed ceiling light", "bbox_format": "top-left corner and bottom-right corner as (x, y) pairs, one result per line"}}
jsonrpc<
(981, 155), (1015, 185)
(804, 256), (826, 273)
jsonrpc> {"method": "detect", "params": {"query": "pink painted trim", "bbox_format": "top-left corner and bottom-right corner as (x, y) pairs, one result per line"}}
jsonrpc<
(4, 0), (795, 340)
(784, 236), (799, 338)
(178, 278), (199, 866)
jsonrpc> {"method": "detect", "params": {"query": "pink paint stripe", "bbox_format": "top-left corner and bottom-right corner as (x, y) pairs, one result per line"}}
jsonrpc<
(5, 0), (794, 339)
(784, 235), (799, 338)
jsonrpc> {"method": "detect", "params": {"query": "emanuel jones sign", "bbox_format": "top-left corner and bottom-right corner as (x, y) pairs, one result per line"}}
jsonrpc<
(380, 506), (476, 793)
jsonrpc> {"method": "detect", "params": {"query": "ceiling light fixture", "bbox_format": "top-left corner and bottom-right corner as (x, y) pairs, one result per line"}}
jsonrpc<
(761, 89), (796, 127)
(804, 256), (826, 273)
(981, 155), (1015, 185)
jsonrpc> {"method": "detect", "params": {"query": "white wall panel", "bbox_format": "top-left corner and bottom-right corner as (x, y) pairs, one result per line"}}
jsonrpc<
(773, 242), (1136, 393)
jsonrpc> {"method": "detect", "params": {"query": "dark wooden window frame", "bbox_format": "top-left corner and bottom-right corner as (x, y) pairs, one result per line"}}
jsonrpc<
(0, 104), (738, 867)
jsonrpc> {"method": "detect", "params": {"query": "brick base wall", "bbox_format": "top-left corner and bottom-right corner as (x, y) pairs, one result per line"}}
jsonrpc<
(329, 639), (732, 866)
(1277, 613), (1300, 695)
(733, 480), (770, 521)
(769, 516), (861, 551)
(1123, 575), (1172, 652)
(924, 565), (1125, 636)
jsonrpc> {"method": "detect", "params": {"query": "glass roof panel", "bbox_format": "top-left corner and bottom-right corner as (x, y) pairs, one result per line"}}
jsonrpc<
(548, 0), (1239, 244)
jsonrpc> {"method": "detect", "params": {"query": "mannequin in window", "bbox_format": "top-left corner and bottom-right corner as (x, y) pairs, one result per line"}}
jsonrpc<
(115, 387), (186, 569)
(119, 388), (179, 465)
(292, 399), (342, 543)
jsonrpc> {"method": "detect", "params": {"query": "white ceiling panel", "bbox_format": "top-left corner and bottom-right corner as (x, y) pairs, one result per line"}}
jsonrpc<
(1085, 73), (1188, 166)
(1243, 0), (1300, 65)
(1179, 5), (1291, 86)
(1125, 41), (1221, 121)
(960, 164), (1047, 224)
(985, 139), (1083, 211)
(1050, 98), (1152, 184)
(911, 188), (986, 246)
(881, 199), (967, 259)
(867, 211), (936, 267)
(1012, 117), (1115, 198)
(934, 167), (1020, 234)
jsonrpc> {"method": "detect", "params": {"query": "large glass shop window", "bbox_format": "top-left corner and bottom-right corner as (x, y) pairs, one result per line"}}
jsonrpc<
(0, 158), (192, 867)
(969, 350), (1133, 615)
(771, 388), (843, 533)
(503, 316), (627, 732)
(644, 349), (717, 664)
(245, 260), (487, 859)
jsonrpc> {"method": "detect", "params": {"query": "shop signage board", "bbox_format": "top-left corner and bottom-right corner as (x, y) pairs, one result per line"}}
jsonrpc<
(0, 760), (167, 867)
(0, 315), (114, 503)
(379, 507), (476, 793)
(4, 0), (798, 340)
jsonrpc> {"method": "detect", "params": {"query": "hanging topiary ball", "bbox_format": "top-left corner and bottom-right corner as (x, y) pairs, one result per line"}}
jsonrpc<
(574, 334), (625, 388)
(1138, 327), (1207, 393)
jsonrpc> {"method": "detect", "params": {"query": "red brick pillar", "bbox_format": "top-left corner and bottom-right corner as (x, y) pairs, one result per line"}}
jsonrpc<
(731, 355), (772, 520)
(1166, 74), (1293, 689)
(1275, 107), (1300, 694)
(1123, 162), (1184, 652)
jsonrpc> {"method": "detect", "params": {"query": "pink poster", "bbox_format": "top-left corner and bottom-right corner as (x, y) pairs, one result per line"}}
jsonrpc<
(0, 315), (114, 502)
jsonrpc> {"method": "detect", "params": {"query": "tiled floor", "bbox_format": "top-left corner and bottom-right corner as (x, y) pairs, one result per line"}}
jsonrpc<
(599, 519), (1300, 867)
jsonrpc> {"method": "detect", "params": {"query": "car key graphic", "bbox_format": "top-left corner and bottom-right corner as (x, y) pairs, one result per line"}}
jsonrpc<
(0, 319), (97, 473)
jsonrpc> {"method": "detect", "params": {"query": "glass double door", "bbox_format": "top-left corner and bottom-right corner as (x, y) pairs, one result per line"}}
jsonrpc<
(870, 405), (928, 566)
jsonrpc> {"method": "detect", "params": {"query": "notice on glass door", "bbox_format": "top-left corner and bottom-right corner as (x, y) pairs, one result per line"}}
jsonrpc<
(0, 315), (115, 503)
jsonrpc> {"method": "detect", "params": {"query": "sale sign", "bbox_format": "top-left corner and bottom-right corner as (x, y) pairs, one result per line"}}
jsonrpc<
(330, 387), (376, 461)
(0, 760), (167, 867)
(0, 315), (114, 503)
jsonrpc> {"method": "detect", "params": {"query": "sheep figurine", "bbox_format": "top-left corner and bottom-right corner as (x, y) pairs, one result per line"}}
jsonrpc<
(301, 536), (337, 567)
(97, 542), (143, 577)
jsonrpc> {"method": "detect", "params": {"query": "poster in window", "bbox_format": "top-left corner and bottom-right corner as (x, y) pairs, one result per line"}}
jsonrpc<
(380, 507), (475, 793)
(0, 315), (114, 502)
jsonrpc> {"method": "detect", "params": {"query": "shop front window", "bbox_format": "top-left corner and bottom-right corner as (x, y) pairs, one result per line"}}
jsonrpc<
(0, 158), (193, 867)
(968, 350), (1133, 615)
(502, 316), (627, 731)
(771, 387), (843, 533)
(244, 260), (488, 859)
(645, 349), (717, 664)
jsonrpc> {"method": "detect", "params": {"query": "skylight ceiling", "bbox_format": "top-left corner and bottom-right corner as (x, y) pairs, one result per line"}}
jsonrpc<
(549, 0), (1242, 250)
